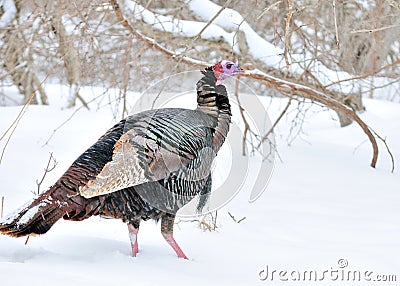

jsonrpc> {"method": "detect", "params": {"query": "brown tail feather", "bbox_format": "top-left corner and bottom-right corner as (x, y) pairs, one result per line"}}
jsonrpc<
(0, 192), (65, 238)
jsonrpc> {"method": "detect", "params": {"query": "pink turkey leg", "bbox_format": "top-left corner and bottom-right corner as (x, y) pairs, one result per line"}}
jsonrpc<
(163, 233), (188, 259)
(128, 224), (139, 257)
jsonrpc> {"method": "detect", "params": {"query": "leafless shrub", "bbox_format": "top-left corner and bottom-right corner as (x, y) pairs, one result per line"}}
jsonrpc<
(0, 0), (396, 170)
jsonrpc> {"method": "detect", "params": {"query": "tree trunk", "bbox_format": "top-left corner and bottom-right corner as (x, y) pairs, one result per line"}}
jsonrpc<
(2, 0), (47, 104)
(49, 1), (84, 108)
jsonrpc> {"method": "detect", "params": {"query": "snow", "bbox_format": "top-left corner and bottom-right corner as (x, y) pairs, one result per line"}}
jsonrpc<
(0, 0), (17, 28)
(15, 199), (51, 226)
(1, 198), (33, 225)
(188, 0), (283, 66)
(0, 81), (399, 285)
(125, 1), (241, 54)
(17, 205), (40, 226)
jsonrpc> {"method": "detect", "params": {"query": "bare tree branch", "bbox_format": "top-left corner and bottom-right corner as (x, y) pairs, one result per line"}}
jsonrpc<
(324, 60), (400, 88)
(112, 0), (381, 168)
(191, 0), (234, 43)
(350, 24), (400, 34)
(250, 69), (379, 168)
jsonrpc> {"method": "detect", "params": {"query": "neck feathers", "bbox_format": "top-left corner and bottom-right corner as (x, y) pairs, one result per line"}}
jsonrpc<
(196, 68), (232, 151)
(196, 69), (231, 117)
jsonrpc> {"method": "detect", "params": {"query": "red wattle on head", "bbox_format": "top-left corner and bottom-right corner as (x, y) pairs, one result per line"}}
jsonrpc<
(212, 61), (223, 74)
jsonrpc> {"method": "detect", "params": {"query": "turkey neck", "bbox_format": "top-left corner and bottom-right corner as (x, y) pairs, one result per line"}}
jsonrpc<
(196, 68), (232, 151)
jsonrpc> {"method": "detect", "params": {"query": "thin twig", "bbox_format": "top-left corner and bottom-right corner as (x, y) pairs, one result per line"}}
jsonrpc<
(228, 211), (246, 223)
(199, 219), (216, 231)
(284, 0), (293, 74)
(36, 153), (57, 195)
(257, 1), (283, 20)
(150, 73), (172, 110)
(234, 76), (249, 156)
(1, 196), (4, 218)
(121, 35), (133, 119)
(370, 129), (395, 173)
(257, 98), (292, 149)
(74, 92), (90, 110)
(42, 93), (104, 146)
(386, 0), (400, 9)
(324, 60), (400, 88)
(191, 0), (233, 43)
(332, 0), (340, 49)
(0, 59), (64, 164)
(350, 24), (400, 34)
(201, 212), (218, 231)
(176, 212), (218, 231)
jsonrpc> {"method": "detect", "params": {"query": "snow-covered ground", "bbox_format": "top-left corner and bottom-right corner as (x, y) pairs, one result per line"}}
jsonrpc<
(0, 84), (399, 286)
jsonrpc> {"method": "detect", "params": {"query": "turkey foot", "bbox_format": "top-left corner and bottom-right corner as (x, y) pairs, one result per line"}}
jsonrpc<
(161, 214), (188, 259)
(162, 233), (188, 259)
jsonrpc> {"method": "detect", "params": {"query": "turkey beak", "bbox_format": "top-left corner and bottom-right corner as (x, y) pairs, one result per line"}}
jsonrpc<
(234, 66), (250, 75)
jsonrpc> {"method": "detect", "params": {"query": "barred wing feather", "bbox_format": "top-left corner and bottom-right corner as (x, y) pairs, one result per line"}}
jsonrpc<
(79, 108), (216, 198)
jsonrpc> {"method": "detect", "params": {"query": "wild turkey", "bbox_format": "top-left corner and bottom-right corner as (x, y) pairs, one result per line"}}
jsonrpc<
(0, 60), (247, 259)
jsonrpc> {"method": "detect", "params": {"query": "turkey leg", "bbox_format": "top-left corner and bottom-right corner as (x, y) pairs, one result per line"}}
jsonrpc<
(127, 221), (140, 257)
(161, 214), (188, 259)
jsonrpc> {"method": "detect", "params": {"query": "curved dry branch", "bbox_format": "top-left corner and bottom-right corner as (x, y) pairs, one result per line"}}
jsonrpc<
(111, 0), (383, 169)
(249, 69), (379, 168)
(111, 0), (208, 68)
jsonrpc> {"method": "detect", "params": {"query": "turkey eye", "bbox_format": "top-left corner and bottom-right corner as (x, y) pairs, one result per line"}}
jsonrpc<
(226, 63), (233, 69)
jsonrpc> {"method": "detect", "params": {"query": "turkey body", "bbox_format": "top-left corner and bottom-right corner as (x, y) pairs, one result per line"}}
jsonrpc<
(63, 108), (216, 223)
(0, 65), (234, 259)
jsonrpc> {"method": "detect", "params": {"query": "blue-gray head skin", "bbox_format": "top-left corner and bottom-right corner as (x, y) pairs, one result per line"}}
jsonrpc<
(211, 60), (248, 84)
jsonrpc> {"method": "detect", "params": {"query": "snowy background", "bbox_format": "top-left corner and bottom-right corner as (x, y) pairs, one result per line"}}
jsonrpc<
(0, 83), (399, 286)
